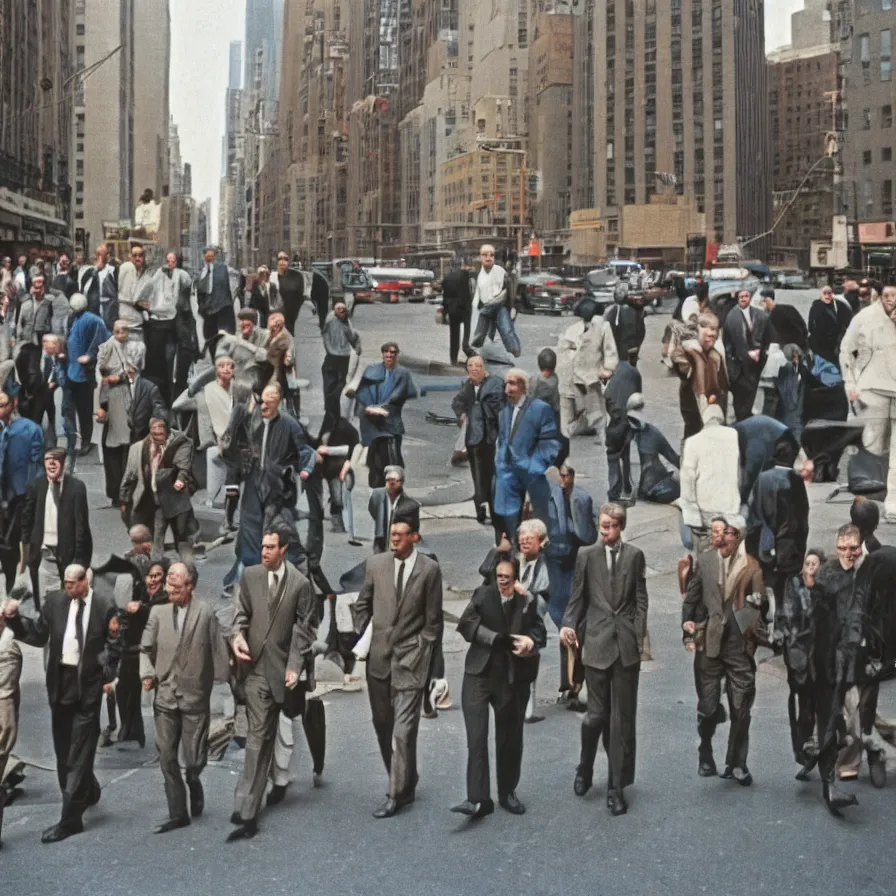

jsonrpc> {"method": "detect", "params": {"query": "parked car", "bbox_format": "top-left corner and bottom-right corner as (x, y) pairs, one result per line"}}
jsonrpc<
(775, 269), (814, 290)
(576, 268), (617, 315)
(515, 273), (579, 315)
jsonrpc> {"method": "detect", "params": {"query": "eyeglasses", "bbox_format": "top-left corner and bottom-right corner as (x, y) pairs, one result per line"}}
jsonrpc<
(496, 573), (513, 580)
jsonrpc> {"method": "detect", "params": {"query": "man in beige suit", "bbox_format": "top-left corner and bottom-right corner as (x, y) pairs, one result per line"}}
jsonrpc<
(354, 511), (443, 818)
(229, 526), (317, 841)
(0, 612), (23, 847)
(140, 562), (228, 834)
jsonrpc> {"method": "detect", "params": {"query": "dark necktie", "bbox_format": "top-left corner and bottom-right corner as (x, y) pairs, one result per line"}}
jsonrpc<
(268, 572), (280, 612)
(609, 547), (618, 590)
(395, 560), (406, 604)
(75, 599), (85, 659)
(502, 597), (515, 627)
(172, 605), (180, 634)
(51, 479), (61, 507)
(43, 354), (52, 380)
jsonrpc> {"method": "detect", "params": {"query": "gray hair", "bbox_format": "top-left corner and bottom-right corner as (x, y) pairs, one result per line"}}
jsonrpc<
(70, 293), (87, 313)
(599, 502), (628, 528)
(384, 465), (405, 483)
(518, 518), (548, 544)
(168, 560), (198, 587)
(64, 563), (88, 582)
(504, 367), (529, 390)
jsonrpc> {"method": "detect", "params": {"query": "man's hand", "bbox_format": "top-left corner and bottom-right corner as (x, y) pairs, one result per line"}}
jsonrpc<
(101, 375), (118, 386)
(126, 600), (141, 615)
(317, 445), (329, 456)
(682, 621), (697, 635)
(848, 391), (859, 403)
(458, 413), (466, 427)
(95, 408), (107, 423)
(232, 633), (252, 662)
(513, 581), (527, 596)
(285, 670), (298, 689)
(2, 599), (20, 618)
(497, 533), (512, 553)
(299, 470), (310, 481)
(77, 354), (91, 365)
(103, 683), (114, 694)
(511, 634), (535, 656)
(559, 626), (578, 647)
(747, 349), (761, 363)
(173, 480), (185, 491)
(339, 461), (350, 483)
(142, 677), (154, 692)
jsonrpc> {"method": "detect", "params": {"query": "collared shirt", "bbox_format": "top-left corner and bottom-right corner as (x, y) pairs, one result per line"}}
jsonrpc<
(96, 266), (111, 292)
(150, 440), (167, 493)
(509, 397), (525, 435)
(62, 590), (93, 666)
(519, 556), (536, 591)
(260, 418), (272, 466)
(172, 602), (186, 637)
(474, 264), (508, 307)
(43, 476), (62, 548)
(740, 305), (752, 330)
(393, 549), (418, 587)
(605, 542), (621, 570)
(268, 564), (285, 594)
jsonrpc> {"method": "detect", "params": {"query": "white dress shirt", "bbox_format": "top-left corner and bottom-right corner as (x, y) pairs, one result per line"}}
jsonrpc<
(509, 397), (525, 435)
(260, 418), (271, 466)
(605, 542), (622, 571)
(61, 590), (93, 666)
(43, 477), (61, 548)
(393, 549), (418, 587)
(268, 564), (285, 594)
(740, 306), (752, 330)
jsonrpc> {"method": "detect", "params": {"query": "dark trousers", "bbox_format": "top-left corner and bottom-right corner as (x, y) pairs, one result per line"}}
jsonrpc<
(103, 441), (129, 503)
(367, 672), (424, 801)
(730, 371), (759, 422)
(202, 304), (236, 344)
(321, 354), (350, 432)
(233, 672), (280, 822)
(302, 471), (325, 573)
(51, 678), (102, 828)
(583, 661), (640, 791)
(0, 495), (24, 594)
(144, 318), (178, 406)
(605, 416), (633, 500)
(786, 674), (817, 762)
(696, 634), (756, 768)
(468, 442), (496, 522)
(66, 380), (95, 451)
(367, 436), (404, 488)
(447, 306), (472, 363)
(461, 671), (527, 802)
(154, 704), (209, 821)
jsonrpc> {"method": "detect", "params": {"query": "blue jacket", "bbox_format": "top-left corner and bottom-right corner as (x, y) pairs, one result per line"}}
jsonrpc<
(495, 396), (561, 478)
(196, 261), (233, 317)
(545, 483), (597, 560)
(66, 311), (110, 383)
(733, 415), (798, 505)
(355, 362), (417, 446)
(0, 416), (44, 502)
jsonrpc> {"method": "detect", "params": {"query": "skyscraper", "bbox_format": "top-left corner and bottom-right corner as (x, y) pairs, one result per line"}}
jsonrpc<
(244, 0), (283, 108)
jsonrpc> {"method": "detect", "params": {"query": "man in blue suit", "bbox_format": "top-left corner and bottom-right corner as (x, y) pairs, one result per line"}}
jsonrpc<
(493, 368), (561, 542)
(355, 342), (418, 488)
(196, 248), (236, 343)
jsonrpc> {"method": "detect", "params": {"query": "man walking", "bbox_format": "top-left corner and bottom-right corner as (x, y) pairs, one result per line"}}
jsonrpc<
(229, 527), (317, 840)
(368, 465), (419, 554)
(140, 561), (228, 833)
(196, 248), (236, 341)
(354, 513), (443, 818)
(441, 265), (473, 365)
(320, 301), (361, 433)
(723, 288), (769, 421)
(469, 245), (520, 357)
(561, 503), (648, 816)
(3, 564), (117, 842)
(77, 245), (118, 329)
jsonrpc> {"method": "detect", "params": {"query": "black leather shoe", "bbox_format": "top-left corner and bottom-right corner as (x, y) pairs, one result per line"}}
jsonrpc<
(230, 811), (242, 825)
(372, 798), (400, 819)
(608, 790), (628, 817)
(574, 770), (593, 797)
(226, 819), (258, 841)
(154, 817), (190, 834)
(795, 765), (812, 782)
(450, 799), (494, 819)
(732, 767), (753, 787)
(86, 782), (101, 808)
(867, 748), (887, 789)
(498, 792), (526, 815)
(524, 715), (545, 724)
(42, 821), (83, 844)
(266, 784), (287, 806)
(719, 766), (735, 779)
(698, 755), (718, 777)
(188, 780), (204, 817)
(823, 780), (858, 817)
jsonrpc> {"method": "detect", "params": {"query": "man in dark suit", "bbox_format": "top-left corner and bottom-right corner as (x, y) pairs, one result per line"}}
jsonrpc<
(367, 465), (420, 553)
(560, 503), (648, 816)
(229, 526), (317, 840)
(269, 252), (305, 335)
(452, 355), (503, 532)
(604, 360), (642, 504)
(452, 556), (545, 819)
(355, 342), (418, 488)
(77, 244), (118, 329)
(3, 563), (117, 842)
(21, 447), (93, 609)
(441, 266), (473, 365)
(354, 512), (444, 818)
(140, 561), (228, 833)
(493, 368), (561, 541)
(195, 248), (236, 341)
(722, 288), (770, 421)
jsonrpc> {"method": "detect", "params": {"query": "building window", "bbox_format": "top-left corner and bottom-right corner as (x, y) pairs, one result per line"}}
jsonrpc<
(884, 105), (893, 127)
(883, 180), (894, 216)
(883, 147), (893, 162)
(864, 107), (872, 129)
(864, 180), (874, 209)
(76, 23), (84, 35)
(864, 149), (873, 164)
(882, 30), (892, 81)
(884, 0), (894, 10)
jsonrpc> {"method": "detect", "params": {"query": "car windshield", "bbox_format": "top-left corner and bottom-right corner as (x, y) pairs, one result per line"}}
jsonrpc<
(587, 270), (615, 288)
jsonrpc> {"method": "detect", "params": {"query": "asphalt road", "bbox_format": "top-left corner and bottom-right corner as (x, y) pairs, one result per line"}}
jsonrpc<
(6, 290), (896, 896)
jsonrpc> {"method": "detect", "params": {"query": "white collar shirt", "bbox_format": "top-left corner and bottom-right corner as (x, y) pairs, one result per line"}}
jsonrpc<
(61, 590), (93, 666)
(393, 549), (418, 587)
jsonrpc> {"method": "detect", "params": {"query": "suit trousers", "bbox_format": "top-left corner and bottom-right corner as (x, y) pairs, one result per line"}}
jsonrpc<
(447, 307), (472, 363)
(367, 436), (404, 489)
(696, 634), (756, 768)
(786, 672), (817, 762)
(50, 681), (102, 827)
(103, 441), (129, 503)
(202, 304), (237, 345)
(605, 417), (633, 500)
(461, 671), (527, 802)
(321, 355), (350, 433)
(154, 704), (209, 820)
(65, 380), (95, 452)
(0, 694), (18, 781)
(583, 661), (640, 791)
(233, 672), (281, 822)
(467, 442), (496, 522)
(144, 319), (177, 406)
(730, 369), (760, 422)
(859, 391), (896, 515)
(560, 386), (605, 438)
(366, 672), (424, 801)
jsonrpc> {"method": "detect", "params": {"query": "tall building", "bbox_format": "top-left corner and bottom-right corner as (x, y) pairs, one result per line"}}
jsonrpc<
(839, 1), (894, 267)
(132, 0), (171, 202)
(228, 40), (242, 90)
(0, 0), (74, 254)
(244, 0), (284, 108)
(569, 0), (772, 266)
(766, 1), (839, 267)
(220, 42), (243, 260)
(75, 0), (136, 253)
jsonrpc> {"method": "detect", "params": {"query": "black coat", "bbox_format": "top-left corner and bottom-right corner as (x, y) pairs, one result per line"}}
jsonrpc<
(441, 269), (473, 316)
(604, 302), (645, 360)
(769, 304), (809, 352)
(723, 305), (770, 379)
(808, 298), (851, 366)
(451, 373), (503, 446)
(7, 589), (116, 705)
(98, 375), (167, 441)
(457, 583), (546, 686)
(21, 473), (93, 570)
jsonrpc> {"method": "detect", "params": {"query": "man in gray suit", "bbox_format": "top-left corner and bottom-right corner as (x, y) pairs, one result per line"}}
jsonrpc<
(229, 526), (317, 840)
(560, 502), (648, 817)
(368, 465), (420, 554)
(140, 562), (228, 834)
(354, 511), (444, 818)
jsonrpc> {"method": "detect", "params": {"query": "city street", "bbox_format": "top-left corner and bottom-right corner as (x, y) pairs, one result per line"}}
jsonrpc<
(5, 293), (896, 896)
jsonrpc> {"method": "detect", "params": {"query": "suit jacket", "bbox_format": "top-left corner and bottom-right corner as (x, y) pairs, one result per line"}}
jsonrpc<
(196, 262), (233, 317)
(495, 396), (560, 478)
(14, 343), (62, 421)
(451, 373), (503, 447)
(562, 542), (648, 670)
(368, 488), (420, 546)
(21, 473), (93, 569)
(683, 545), (765, 658)
(248, 281), (280, 321)
(457, 584), (546, 686)
(78, 264), (119, 328)
(232, 561), (317, 705)
(7, 589), (117, 706)
(355, 363), (418, 446)
(723, 305), (769, 379)
(545, 483), (597, 561)
(354, 551), (443, 690)
(140, 598), (229, 713)
(119, 431), (196, 518)
(440, 269), (473, 316)
(99, 375), (166, 441)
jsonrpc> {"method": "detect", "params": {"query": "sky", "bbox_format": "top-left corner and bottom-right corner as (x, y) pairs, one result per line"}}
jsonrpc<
(168, 0), (804, 243)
